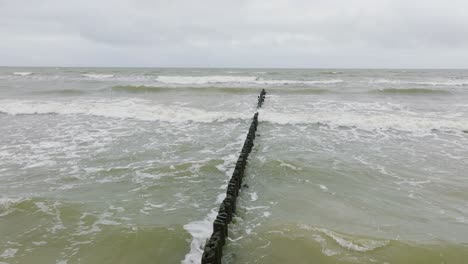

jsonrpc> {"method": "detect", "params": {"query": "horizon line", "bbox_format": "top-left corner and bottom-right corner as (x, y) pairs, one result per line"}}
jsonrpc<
(1, 65), (468, 70)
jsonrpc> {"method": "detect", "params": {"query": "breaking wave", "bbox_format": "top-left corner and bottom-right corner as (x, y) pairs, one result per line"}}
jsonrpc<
(319, 71), (343, 74)
(258, 79), (343, 85)
(3, 72), (343, 87)
(13, 72), (33, 76)
(0, 99), (249, 123)
(372, 78), (468, 86)
(373, 88), (452, 95)
(260, 101), (468, 133)
(82, 74), (115, 79)
(111, 85), (330, 94)
(155, 75), (343, 86)
(111, 85), (256, 94)
(261, 111), (468, 133)
(156, 75), (256, 84)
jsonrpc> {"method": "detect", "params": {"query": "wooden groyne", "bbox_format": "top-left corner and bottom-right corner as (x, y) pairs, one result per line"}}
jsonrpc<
(257, 89), (266, 108)
(201, 89), (266, 264)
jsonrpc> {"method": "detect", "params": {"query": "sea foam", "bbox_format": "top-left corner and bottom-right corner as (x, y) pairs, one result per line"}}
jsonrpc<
(0, 99), (248, 123)
(260, 110), (468, 133)
(13, 72), (33, 76)
(372, 78), (468, 86)
(259, 101), (468, 133)
(82, 74), (115, 79)
(0, 197), (24, 211)
(256, 79), (342, 85)
(155, 75), (342, 86)
(181, 209), (218, 264)
(156, 75), (257, 84)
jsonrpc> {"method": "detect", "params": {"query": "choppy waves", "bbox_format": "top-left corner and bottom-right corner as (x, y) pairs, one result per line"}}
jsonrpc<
(2, 72), (344, 87)
(81, 73), (115, 79)
(261, 111), (468, 133)
(260, 101), (468, 133)
(34, 89), (88, 96)
(110, 85), (456, 96)
(0, 197), (191, 263)
(227, 223), (468, 263)
(372, 78), (468, 86)
(111, 85), (257, 94)
(1, 98), (466, 133)
(373, 88), (452, 95)
(155, 75), (343, 86)
(0, 99), (249, 123)
(299, 224), (389, 252)
(110, 85), (330, 94)
(156, 75), (257, 84)
(13, 72), (33, 76)
(4, 70), (468, 95)
(18, 85), (458, 96)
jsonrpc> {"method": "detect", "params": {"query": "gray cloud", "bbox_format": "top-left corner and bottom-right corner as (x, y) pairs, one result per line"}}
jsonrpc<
(1, 0), (468, 68)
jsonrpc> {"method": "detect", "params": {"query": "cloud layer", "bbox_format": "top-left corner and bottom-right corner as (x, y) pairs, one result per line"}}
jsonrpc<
(1, 0), (468, 68)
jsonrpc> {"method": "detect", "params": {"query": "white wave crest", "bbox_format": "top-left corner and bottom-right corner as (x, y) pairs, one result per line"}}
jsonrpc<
(13, 72), (33, 76)
(372, 78), (468, 86)
(156, 75), (343, 86)
(156, 75), (257, 84)
(261, 111), (468, 133)
(0, 197), (28, 217)
(260, 101), (468, 133)
(82, 74), (115, 79)
(0, 197), (24, 210)
(0, 99), (247, 123)
(257, 79), (343, 85)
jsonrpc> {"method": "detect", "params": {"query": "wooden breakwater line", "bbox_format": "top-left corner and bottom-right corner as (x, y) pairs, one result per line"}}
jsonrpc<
(257, 88), (266, 108)
(201, 89), (266, 264)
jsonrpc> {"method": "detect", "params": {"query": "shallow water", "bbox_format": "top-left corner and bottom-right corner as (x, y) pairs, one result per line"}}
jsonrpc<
(0, 67), (467, 264)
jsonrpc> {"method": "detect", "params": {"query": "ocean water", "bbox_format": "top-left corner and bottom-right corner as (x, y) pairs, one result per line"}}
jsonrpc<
(0, 67), (467, 264)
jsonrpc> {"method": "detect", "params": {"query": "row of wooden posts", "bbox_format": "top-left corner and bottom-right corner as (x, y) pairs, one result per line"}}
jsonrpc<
(201, 89), (266, 264)
(257, 89), (266, 108)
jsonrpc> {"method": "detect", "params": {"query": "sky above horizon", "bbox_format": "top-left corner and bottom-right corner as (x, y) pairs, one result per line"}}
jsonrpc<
(1, 0), (468, 68)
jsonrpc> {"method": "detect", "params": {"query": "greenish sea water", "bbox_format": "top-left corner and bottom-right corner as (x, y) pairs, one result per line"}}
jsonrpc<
(0, 67), (467, 264)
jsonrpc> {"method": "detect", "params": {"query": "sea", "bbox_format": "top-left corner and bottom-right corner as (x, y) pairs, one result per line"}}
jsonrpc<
(0, 67), (467, 264)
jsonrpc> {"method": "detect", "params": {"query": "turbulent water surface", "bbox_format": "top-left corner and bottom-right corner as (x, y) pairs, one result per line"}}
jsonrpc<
(0, 67), (467, 264)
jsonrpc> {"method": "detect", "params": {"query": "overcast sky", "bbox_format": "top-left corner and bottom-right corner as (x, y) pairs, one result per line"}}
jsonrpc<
(1, 0), (468, 68)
